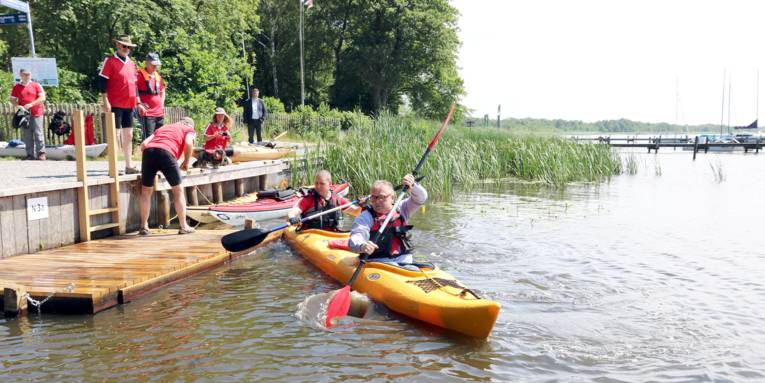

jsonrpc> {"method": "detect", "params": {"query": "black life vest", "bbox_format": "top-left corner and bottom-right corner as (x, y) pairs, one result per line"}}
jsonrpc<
(365, 206), (414, 259)
(301, 188), (342, 230)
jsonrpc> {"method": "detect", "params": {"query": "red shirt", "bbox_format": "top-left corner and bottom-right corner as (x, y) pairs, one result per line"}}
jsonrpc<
(10, 82), (45, 117)
(136, 69), (165, 117)
(144, 122), (196, 159)
(203, 123), (230, 151)
(99, 54), (138, 108)
(296, 191), (350, 213)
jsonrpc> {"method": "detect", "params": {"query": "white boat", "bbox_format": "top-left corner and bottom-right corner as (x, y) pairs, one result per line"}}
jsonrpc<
(0, 142), (108, 160)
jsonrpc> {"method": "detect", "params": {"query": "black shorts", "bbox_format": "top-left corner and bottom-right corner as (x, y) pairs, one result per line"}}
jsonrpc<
(112, 107), (134, 129)
(141, 147), (182, 187)
(141, 116), (164, 139)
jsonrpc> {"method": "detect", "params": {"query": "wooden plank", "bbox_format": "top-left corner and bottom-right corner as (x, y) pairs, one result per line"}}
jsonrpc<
(88, 207), (119, 216)
(25, 193), (42, 253)
(90, 223), (120, 232)
(73, 110), (91, 242)
(0, 196), (15, 258)
(60, 188), (78, 245)
(47, 191), (63, 249)
(12, 195), (29, 255)
(105, 111), (122, 234)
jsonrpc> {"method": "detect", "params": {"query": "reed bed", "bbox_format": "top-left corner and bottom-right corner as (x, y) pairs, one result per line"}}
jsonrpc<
(290, 114), (622, 198)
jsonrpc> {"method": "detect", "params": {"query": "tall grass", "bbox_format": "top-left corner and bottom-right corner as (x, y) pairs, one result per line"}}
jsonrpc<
(291, 113), (622, 198)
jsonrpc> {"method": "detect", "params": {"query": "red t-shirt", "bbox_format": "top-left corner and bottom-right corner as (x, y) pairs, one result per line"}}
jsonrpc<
(144, 122), (196, 159)
(203, 123), (230, 151)
(99, 54), (137, 108)
(136, 69), (165, 117)
(296, 192), (350, 213)
(10, 82), (45, 117)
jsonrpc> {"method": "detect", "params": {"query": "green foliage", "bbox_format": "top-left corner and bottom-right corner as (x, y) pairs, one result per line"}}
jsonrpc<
(292, 114), (622, 196)
(263, 96), (285, 113)
(254, 0), (463, 118)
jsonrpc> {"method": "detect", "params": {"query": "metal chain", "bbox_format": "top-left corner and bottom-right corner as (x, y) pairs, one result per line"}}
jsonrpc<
(23, 283), (76, 315)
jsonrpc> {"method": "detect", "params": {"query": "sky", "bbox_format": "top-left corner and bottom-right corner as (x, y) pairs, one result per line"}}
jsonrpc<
(452, 0), (764, 125)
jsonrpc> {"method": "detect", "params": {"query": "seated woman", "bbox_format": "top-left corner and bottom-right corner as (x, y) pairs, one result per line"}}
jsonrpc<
(198, 107), (232, 168)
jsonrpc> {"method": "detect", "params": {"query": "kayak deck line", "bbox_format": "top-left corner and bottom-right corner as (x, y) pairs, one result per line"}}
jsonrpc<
(0, 229), (280, 316)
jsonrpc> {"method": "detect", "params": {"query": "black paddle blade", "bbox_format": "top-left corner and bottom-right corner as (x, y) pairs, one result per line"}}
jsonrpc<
(221, 228), (270, 252)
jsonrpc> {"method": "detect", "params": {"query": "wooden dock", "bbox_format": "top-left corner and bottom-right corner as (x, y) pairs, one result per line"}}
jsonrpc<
(572, 135), (764, 159)
(0, 229), (282, 316)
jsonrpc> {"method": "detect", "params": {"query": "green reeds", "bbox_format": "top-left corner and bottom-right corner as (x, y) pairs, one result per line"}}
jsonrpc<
(291, 113), (622, 198)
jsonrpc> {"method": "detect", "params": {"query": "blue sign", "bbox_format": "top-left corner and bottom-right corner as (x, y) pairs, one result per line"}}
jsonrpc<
(0, 13), (27, 25)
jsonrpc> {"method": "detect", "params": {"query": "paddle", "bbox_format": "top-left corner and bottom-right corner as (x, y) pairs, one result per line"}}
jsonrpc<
(220, 177), (424, 252)
(325, 103), (456, 328)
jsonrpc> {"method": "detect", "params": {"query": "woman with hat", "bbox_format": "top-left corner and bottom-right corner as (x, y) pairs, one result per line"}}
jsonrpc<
(200, 107), (232, 168)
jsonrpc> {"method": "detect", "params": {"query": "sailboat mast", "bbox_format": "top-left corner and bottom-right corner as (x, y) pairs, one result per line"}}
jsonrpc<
(727, 75), (732, 135)
(720, 70), (726, 136)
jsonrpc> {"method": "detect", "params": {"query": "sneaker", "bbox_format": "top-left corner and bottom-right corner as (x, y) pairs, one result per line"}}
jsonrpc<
(125, 167), (140, 175)
(138, 227), (151, 236)
(37, 153), (46, 161)
(178, 227), (196, 235)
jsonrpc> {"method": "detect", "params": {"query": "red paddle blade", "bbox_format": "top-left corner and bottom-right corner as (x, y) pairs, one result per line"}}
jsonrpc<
(325, 285), (351, 328)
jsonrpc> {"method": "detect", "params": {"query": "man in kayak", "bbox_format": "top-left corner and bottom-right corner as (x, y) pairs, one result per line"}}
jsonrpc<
(287, 170), (358, 231)
(348, 174), (426, 265)
(138, 117), (197, 236)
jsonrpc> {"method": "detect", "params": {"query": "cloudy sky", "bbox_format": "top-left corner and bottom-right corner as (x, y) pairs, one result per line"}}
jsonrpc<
(452, 0), (763, 125)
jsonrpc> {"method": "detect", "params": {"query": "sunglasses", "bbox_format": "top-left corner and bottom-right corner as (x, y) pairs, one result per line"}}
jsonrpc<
(370, 194), (392, 201)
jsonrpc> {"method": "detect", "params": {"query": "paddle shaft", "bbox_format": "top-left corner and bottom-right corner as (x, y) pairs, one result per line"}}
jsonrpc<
(344, 103), (456, 288)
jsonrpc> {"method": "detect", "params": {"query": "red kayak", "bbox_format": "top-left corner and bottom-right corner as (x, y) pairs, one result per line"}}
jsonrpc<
(210, 183), (350, 226)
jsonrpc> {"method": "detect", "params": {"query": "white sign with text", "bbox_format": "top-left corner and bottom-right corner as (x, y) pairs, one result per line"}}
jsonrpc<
(27, 196), (48, 220)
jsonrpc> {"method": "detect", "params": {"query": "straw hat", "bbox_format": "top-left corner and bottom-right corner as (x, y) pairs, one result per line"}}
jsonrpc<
(113, 35), (137, 47)
(214, 107), (232, 126)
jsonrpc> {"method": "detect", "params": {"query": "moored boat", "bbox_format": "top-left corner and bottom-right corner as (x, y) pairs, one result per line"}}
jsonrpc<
(283, 227), (501, 338)
(0, 142), (107, 160)
(209, 183), (349, 226)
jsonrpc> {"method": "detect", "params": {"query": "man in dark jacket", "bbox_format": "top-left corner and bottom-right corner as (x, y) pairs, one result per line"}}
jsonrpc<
(240, 87), (268, 144)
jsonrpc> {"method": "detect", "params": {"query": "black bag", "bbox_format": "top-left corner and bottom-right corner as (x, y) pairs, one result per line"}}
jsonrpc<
(12, 109), (30, 129)
(49, 111), (72, 137)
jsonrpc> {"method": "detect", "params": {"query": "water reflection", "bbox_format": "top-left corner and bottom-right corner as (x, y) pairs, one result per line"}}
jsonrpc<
(2, 151), (765, 381)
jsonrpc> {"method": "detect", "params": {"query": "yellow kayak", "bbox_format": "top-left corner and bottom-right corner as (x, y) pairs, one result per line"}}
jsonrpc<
(192, 145), (291, 162)
(283, 227), (501, 338)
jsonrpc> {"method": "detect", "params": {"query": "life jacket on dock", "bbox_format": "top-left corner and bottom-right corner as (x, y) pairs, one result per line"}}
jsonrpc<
(364, 205), (414, 259)
(300, 188), (343, 231)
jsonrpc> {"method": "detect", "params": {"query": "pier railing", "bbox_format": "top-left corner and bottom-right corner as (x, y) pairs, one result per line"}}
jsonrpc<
(572, 135), (764, 159)
(0, 103), (188, 145)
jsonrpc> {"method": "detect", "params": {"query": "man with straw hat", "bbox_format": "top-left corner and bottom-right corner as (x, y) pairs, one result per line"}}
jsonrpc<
(136, 52), (166, 139)
(98, 34), (140, 174)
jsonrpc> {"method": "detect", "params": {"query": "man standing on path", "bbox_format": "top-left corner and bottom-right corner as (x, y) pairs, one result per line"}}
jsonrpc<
(138, 117), (197, 236)
(136, 53), (166, 139)
(98, 34), (140, 174)
(9, 68), (46, 160)
(241, 87), (268, 144)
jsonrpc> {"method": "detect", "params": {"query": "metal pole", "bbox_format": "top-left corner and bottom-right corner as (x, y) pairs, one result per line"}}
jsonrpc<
(26, 6), (36, 56)
(496, 104), (501, 129)
(299, 0), (305, 105)
(727, 75), (732, 135)
(720, 70), (725, 136)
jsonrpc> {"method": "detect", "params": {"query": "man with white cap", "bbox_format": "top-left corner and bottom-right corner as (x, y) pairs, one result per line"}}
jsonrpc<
(137, 52), (166, 139)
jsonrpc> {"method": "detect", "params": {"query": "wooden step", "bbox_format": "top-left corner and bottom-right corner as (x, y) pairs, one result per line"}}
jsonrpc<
(89, 222), (120, 232)
(88, 207), (119, 216)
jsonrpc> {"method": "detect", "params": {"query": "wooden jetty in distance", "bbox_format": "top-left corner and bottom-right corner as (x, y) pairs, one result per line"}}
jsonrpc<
(571, 135), (764, 160)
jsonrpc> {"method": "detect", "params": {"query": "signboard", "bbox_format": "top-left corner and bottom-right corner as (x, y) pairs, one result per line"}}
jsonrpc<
(11, 57), (58, 86)
(27, 196), (48, 221)
(0, 0), (29, 13)
(0, 12), (26, 25)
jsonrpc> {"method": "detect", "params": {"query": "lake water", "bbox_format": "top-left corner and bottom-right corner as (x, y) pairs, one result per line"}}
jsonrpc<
(2, 150), (765, 382)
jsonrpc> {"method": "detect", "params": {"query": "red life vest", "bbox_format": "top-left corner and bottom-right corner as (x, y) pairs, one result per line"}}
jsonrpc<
(301, 188), (343, 230)
(365, 206), (414, 259)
